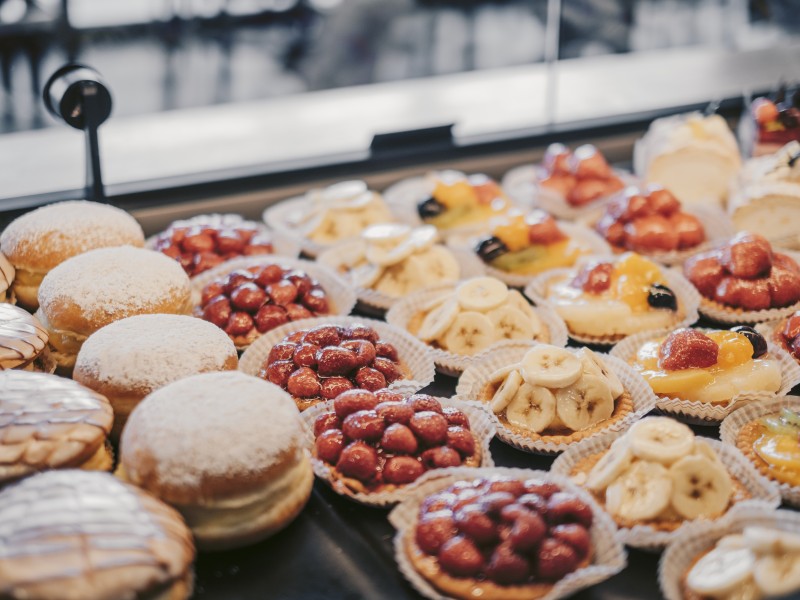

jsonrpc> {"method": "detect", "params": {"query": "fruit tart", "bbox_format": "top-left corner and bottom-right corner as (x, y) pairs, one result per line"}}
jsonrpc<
(627, 327), (783, 406)
(561, 417), (754, 539)
(194, 261), (349, 347)
(773, 310), (800, 363)
(740, 84), (800, 157)
(474, 210), (609, 280)
(319, 223), (462, 302)
(307, 390), (489, 500)
(530, 253), (693, 343)
(151, 213), (280, 277)
(393, 472), (624, 600)
(594, 185), (712, 260)
(264, 180), (394, 255)
(683, 232), (800, 321)
(255, 323), (414, 411)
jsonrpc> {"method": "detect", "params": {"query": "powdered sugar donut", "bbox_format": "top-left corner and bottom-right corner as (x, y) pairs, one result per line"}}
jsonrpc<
(36, 247), (191, 374)
(118, 371), (313, 550)
(74, 314), (237, 438)
(0, 201), (144, 310)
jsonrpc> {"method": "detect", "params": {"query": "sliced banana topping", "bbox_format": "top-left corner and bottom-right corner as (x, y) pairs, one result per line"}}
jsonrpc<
(605, 461), (672, 521)
(585, 437), (633, 492)
(487, 306), (535, 341)
(628, 417), (695, 464)
(521, 346), (582, 388)
(505, 383), (556, 434)
(753, 553), (800, 596)
(361, 222), (412, 246)
(456, 277), (509, 312)
(669, 454), (733, 519)
(686, 546), (756, 597)
(442, 312), (497, 356)
(555, 375), (614, 431)
(576, 347), (625, 398)
(743, 526), (800, 554)
(417, 299), (459, 342)
(490, 368), (523, 413)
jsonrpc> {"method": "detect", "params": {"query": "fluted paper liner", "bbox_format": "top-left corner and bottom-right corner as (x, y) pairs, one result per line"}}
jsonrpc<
(502, 163), (637, 223)
(299, 398), (495, 507)
(190, 256), (357, 351)
(691, 249), (800, 324)
(525, 264), (701, 347)
(659, 503), (799, 600)
(720, 395), (800, 506)
(317, 242), (485, 314)
(550, 429), (781, 549)
(388, 466), (627, 600)
(611, 330), (800, 423)
(238, 315), (436, 395)
(146, 212), (301, 263)
(450, 221), (612, 290)
(385, 283), (569, 376)
(263, 194), (395, 258)
(455, 346), (658, 454)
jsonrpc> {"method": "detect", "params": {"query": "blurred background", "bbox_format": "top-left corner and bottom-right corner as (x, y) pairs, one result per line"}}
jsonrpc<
(1, 0), (798, 133)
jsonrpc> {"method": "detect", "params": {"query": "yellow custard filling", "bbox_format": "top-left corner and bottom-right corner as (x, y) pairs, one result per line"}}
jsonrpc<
(753, 432), (800, 486)
(425, 179), (511, 229)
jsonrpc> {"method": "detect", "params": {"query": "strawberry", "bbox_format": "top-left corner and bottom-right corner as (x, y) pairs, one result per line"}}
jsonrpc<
(658, 328), (719, 370)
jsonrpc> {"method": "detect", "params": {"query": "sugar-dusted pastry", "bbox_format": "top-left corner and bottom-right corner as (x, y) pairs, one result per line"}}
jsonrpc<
(575, 417), (739, 529)
(537, 253), (685, 340)
(413, 172), (512, 231)
(408, 277), (548, 355)
(595, 185), (706, 254)
(683, 526), (800, 599)
(631, 327), (782, 404)
(683, 232), (800, 314)
(730, 141), (800, 246)
(258, 323), (408, 411)
(0, 371), (113, 485)
(73, 314), (238, 438)
(118, 371), (313, 550)
(0, 470), (195, 600)
(536, 143), (626, 208)
(481, 345), (630, 442)
(0, 304), (48, 371)
(475, 210), (604, 275)
(35, 246), (192, 373)
(402, 475), (597, 599)
(312, 391), (481, 494)
(333, 223), (460, 297)
(635, 113), (741, 207)
(0, 200), (144, 310)
(151, 213), (275, 277)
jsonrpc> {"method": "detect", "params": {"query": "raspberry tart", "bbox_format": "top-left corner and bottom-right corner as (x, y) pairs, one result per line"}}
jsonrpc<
(308, 391), (488, 499)
(151, 213), (279, 277)
(683, 232), (800, 322)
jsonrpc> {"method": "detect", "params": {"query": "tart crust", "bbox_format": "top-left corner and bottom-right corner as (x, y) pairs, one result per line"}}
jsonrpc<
(479, 381), (635, 445)
(570, 451), (751, 532)
(736, 418), (800, 488)
(403, 530), (591, 600)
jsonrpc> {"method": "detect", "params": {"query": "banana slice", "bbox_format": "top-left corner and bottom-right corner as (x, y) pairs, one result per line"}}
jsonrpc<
(308, 212), (341, 242)
(362, 222), (412, 246)
(487, 306), (535, 341)
(505, 383), (556, 433)
(585, 436), (633, 492)
(367, 239), (415, 267)
(323, 180), (369, 206)
(456, 277), (509, 312)
(693, 439), (725, 468)
(669, 454), (733, 519)
(520, 346), (582, 388)
(417, 299), (459, 342)
(753, 554), (800, 597)
(575, 347), (625, 399)
(507, 289), (539, 320)
(686, 546), (756, 597)
(487, 364), (519, 386)
(409, 246), (460, 283)
(555, 374), (614, 431)
(408, 225), (438, 251)
(605, 461), (672, 521)
(743, 526), (800, 553)
(442, 311), (497, 355)
(628, 417), (695, 465)
(489, 369), (522, 413)
(373, 263), (416, 297)
(352, 263), (382, 288)
(717, 533), (747, 550)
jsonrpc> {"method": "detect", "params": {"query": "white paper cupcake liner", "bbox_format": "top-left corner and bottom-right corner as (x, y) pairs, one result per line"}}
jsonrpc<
(385, 283), (569, 376)
(298, 397), (495, 507)
(387, 466), (627, 600)
(263, 194), (395, 258)
(190, 256), (357, 351)
(146, 212), (301, 263)
(720, 395), (800, 506)
(525, 264), (701, 347)
(551, 430), (781, 550)
(449, 221), (612, 290)
(690, 249), (800, 325)
(238, 315), (436, 396)
(611, 329), (800, 423)
(455, 347), (658, 454)
(317, 242), (485, 314)
(659, 503), (800, 600)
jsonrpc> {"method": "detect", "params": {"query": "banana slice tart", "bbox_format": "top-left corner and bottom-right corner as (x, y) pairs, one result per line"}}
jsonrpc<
(479, 345), (639, 448)
(561, 417), (758, 536)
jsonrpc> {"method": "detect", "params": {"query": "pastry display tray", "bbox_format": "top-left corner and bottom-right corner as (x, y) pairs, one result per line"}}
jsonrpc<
(192, 372), (665, 600)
